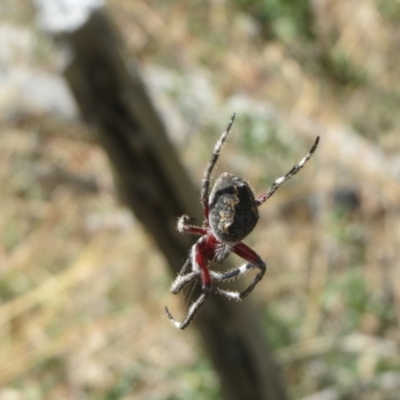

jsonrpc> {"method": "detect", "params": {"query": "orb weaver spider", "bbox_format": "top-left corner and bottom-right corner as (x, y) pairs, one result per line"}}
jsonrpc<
(165, 114), (319, 329)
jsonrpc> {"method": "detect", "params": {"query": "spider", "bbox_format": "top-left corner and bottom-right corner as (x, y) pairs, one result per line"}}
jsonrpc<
(165, 114), (320, 329)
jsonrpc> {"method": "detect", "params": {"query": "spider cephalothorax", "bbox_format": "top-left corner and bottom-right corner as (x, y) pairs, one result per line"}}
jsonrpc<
(165, 114), (319, 329)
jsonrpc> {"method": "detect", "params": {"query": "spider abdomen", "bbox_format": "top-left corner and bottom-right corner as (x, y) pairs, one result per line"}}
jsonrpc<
(208, 172), (259, 242)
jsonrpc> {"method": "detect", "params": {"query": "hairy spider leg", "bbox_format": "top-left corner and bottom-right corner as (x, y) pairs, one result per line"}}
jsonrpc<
(165, 237), (213, 329)
(166, 216), (209, 309)
(167, 239), (267, 327)
(169, 250), (200, 295)
(256, 136), (320, 206)
(211, 242), (266, 300)
(200, 113), (236, 220)
(177, 215), (207, 236)
(169, 268), (198, 295)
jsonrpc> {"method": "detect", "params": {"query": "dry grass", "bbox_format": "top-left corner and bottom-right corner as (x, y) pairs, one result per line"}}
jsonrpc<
(1, 0), (400, 399)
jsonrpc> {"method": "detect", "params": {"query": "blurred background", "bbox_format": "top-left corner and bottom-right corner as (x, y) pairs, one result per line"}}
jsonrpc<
(1, 0), (400, 399)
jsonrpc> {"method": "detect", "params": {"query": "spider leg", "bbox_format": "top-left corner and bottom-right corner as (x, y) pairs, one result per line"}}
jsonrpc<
(256, 136), (320, 206)
(171, 218), (207, 294)
(165, 239), (212, 329)
(165, 291), (210, 330)
(168, 255), (198, 294)
(200, 114), (236, 219)
(170, 271), (199, 294)
(210, 264), (252, 281)
(213, 242), (266, 300)
(177, 215), (207, 236)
